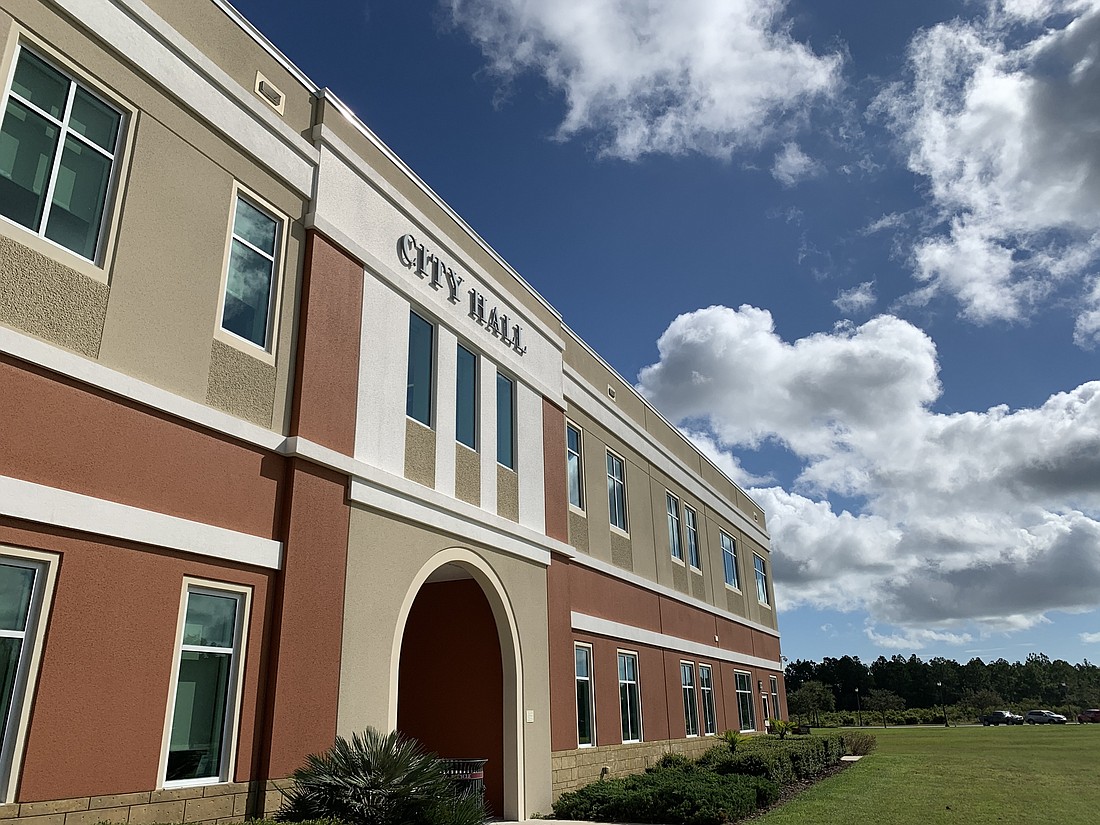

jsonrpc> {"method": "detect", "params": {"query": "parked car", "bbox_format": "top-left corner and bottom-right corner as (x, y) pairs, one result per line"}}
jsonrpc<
(980, 710), (1023, 725)
(1024, 710), (1067, 724)
(1077, 709), (1100, 723)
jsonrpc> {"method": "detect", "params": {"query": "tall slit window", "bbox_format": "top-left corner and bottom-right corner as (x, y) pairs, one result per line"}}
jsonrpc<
(685, 506), (700, 569)
(455, 343), (477, 449)
(406, 311), (434, 426)
(607, 451), (627, 532)
(221, 193), (281, 349)
(496, 372), (515, 469)
(735, 670), (756, 732)
(618, 651), (641, 743)
(667, 493), (683, 561)
(754, 554), (770, 606)
(575, 644), (595, 747)
(566, 423), (584, 510)
(722, 532), (740, 589)
(0, 46), (123, 261)
(699, 664), (716, 735)
(681, 662), (699, 737)
(165, 586), (247, 785)
(770, 676), (781, 721)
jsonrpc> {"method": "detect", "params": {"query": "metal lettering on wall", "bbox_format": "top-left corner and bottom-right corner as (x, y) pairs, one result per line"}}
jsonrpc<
(398, 233), (526, 355)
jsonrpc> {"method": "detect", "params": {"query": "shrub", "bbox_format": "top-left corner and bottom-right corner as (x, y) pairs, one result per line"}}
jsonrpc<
(706, 748), (795, 787)
(719, 729), (746, 752)
(275, 728), (485, 825)
(842, 730), (878, 756)
(552, 770), (778, 825)
(653, 751), (694, 771)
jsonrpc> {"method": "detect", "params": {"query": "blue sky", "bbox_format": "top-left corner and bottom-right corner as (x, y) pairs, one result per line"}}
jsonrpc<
(229, 0), (1100, 666)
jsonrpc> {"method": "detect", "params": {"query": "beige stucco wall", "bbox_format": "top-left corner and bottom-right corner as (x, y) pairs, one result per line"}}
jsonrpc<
(339, 506), (553, 817)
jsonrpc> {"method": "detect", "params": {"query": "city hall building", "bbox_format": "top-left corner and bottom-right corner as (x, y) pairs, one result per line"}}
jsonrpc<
(0, 0), (784, 821)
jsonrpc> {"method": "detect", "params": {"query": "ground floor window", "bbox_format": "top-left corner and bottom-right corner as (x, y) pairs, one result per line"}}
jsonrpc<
(164, 583), (249, 785)
(681, 662), (699, 736)
(770, 676), (781, 720)
(735, 670), (755, 732)
(699, 664), (716, 735)
(618, 651), (642, 743)
(575, 644), (595, 747)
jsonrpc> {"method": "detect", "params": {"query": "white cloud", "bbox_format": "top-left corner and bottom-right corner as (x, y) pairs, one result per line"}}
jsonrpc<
(447, 0), (843, 160)
(833, 281), (876, 314)
(864, 625), (974, 651)
(771, 142), (823, 186)
(1081, 631), (1100, 643)
(877, 1), (1100, 341)
(637, 305), (1100, 641)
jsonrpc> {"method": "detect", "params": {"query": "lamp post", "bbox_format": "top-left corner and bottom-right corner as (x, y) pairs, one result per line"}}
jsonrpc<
(1061, 682), (1068, 712)
(937, 680), (948, 727)
(855, 687), (862, 728)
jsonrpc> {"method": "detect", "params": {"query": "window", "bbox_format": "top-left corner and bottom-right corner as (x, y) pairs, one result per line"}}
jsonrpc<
(735, 671), (756, 732)
(456, 343), (477, 449)
(754, 554), (770, 606)
(685, 506), (700, 569)
(680, 661), (699, 737)
(164, 584), (248, 785)
(220, 192), (282, 349)
(406, 311), (434, 426)
(607, 451), (627, 532)
(666, 493), (683, 562)
(0, 554), (52, 802)
(575, 644), (595, 747)
(770, 676), (781, 721)
(721, 532), (739, 589)
(617, 651), (642, 743)
(0, 46), (123, 261)
(566, 423), (584, 510)
(496, 372), (515, 469)
(699, 665), (716, 735)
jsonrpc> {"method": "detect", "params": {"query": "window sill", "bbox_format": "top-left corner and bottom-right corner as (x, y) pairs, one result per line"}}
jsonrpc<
(610, 524), (630, 539)
(689, 565), (703, 574)
(0, 217), (110, 285)
(758, 601), (772, 610)
(214, 326), (277, 366)
(671, 555), (685, 567)
(724, 583), (742, 594)
(569, 504), (587, 517)
(161, 776), (227, 790)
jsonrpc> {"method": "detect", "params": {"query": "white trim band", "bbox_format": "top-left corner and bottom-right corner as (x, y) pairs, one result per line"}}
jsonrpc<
(571, 612), (782, 672)
(0, 475), (283, 569)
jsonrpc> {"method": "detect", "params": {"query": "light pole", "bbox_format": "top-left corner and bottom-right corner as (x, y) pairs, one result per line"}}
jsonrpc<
(937, 680), (948, 727)
(855, 687), (862, 728)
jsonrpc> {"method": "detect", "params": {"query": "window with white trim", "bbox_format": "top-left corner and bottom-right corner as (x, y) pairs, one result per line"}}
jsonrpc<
(770, 675), (781, 721)
(666, 492), (683, 562)
(0, 553), (51, 802)
(220, 192), (283, 350)
(721, 532), (739, 589)
(575, 644), (595, 747)
(496, 372), (515, 469)
(607, 451), (627, 532)
(406, 311), (434, 426)
(681, 661), (699, 737)
(699, 664), (717, 735)
(735, 670), (756, 732)
(455, 343), (477, 449)
(164, 583), (248, 785)
(618, 651), (642, 743)
(0, 46), (124, 262)
(685, 505), (700, 570)
(754, 554), (770, 606)
(566, 422), (584, 510)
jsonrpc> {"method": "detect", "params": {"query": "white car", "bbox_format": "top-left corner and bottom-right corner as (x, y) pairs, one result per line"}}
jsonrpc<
(1023, 710), (1067, 724)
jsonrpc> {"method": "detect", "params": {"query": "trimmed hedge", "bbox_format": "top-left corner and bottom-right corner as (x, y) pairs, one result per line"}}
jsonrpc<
(552, 769), (779, 825)
(697, 733), (847, 786)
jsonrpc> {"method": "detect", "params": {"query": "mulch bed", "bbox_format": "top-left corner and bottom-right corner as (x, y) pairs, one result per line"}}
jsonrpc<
(741, 760), (855, 821)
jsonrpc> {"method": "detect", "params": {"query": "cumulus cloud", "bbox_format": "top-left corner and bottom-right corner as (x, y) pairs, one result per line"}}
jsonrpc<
(833, 282), (876, 314)
(877, 1), (1100, 342)
(447, 0), (843, 160)
(637, 305), (1100, 642)
(771, 142), (823, 186)
(1081, 631), (1100, 643)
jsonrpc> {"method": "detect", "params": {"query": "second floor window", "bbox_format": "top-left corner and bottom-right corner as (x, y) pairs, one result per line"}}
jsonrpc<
(667, 493), (683, 561)
(721, 532), (739, 589)
(455, 343), (477, 449)
(406, 311), (434, 426)
(566, 423), (584, 509)
(685, 506), (700, 569)
(607, 451), (627, 531)
(221, 194), (281, 349)
(755, 554), (770, 605)
(496, 372), (515, 469)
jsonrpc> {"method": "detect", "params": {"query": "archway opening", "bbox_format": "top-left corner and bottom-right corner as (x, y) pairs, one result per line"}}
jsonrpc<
(397, 564), (505, 816)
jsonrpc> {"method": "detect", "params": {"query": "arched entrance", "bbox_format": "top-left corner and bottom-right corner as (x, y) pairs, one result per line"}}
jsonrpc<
(390, 550), (523, 819)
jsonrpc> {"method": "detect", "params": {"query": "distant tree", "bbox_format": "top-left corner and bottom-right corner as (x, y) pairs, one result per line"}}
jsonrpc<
(787, 680), (835, 726)
(865, 689), (905, 728)
(963, 688), (1004, 719)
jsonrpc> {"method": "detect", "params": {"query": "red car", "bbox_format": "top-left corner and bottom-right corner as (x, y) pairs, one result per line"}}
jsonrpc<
(1077, 709), (1100, 723)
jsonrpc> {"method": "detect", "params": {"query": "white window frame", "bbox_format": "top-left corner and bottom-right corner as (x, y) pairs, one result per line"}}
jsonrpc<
(213, 183), (287, 362)
(754, 554), (771, 607)
(684, 505), (701, 571)
(404, 309), (436, 428)
(159, 579), (250, 789)
(496, 371), (516, 470)
(566, 421), (585, 514)
(699, 664), (717, 736)
(575, 643), (596, 748)
(455, 341), (479, 450)
(666, 492), (683, 564)
(617, 650), (642, 744)
(735, 670), (756, 732)
(680, 660), (699, 737)
(721, 531), (740, 591)
(0, 42), (128, 274)
(0, 547), (58, 803)
(607, 449), (628, 535)
(770, 675), (781, 721)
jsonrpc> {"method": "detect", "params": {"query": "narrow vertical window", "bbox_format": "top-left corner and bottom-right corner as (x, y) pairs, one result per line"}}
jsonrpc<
(455, 343), (477, 449)
(721, 532), (739, 589)
(575, 644), (595, 747)
(165, 586), (247, 784)
(496, 372), (515, 469)
(566, 423), (584, 510)
(770, 676), (781, 721)
(617, 652), (642, 743)
(754, 554), (770, 605)
(406, 311), (434, 426)
(667, 493), (683, 561)
(699, 665), (716, 735)
(607, 451), (627, 531)
(735, 671), (756, 732)
(681, 662), (699, 737)
(0, 47), (124, 261)
(221, 194), (281, 349)
(685, 506), (700, 569)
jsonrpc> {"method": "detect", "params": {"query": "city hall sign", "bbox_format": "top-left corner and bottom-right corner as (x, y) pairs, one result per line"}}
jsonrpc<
(397, 233), (527, 356)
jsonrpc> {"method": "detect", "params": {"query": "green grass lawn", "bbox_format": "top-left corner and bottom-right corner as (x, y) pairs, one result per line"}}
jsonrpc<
(754, 724), (1100, 824)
